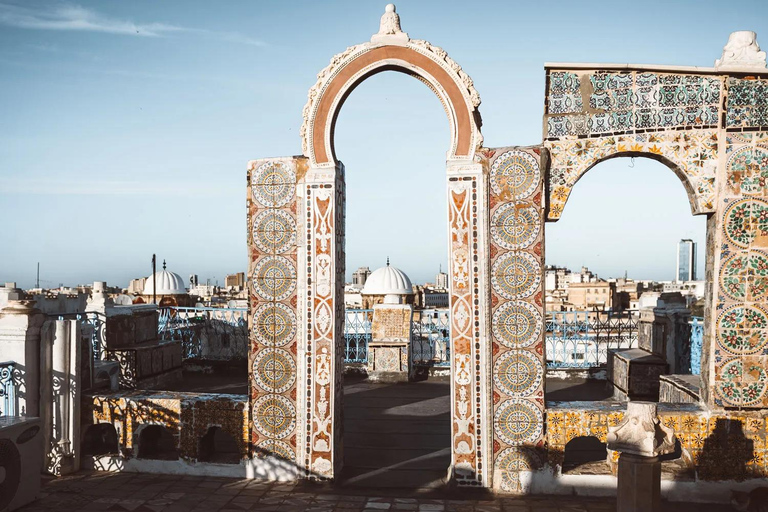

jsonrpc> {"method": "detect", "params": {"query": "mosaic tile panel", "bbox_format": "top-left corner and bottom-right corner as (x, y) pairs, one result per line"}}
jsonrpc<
(247, 158), (299, 465)
(447, 173), (487, 487)
(485, 147), (545, 492)
(546, 70), (721, 139)
(714, 132), (768, 409)
(545, 130), (718, 220)
(727, 78), (768, 130)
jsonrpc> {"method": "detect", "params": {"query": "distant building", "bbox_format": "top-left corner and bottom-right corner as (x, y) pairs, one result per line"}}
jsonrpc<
(127, 277), (147, 295)
(189, 274), (199, 287)
(423, 289), (449, 308)
(566, 281), (616, 311)
(352, 267), (371, 287)
(677, 239), (696, 282)
(225, 272), (245, 290)
(435, 268), (449, 290)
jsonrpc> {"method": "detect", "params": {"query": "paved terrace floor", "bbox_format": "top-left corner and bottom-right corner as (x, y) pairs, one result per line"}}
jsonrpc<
(21, 471), (734, 512)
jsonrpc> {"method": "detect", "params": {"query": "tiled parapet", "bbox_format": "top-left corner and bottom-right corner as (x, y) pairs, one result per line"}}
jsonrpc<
(546, 402), (768, 481)
(481, 147), (546, 492)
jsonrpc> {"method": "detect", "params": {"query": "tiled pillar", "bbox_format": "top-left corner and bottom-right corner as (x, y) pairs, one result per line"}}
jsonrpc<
(485, 148), (546, 492)
(301, 163), (345, 478)
(447, 161), (490, 487)
(711, 132), (768, 409)
(247, 157), (301, 475)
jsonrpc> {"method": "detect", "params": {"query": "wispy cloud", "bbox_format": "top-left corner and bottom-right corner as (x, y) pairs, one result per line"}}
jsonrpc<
(0, 2), (266, 46)
(0, 178), (232, 197)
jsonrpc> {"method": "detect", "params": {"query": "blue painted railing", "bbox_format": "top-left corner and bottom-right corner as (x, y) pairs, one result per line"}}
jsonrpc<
(412, 309), (451, 367)
(546, 311), (638, 369)
(0, 361), (16, 417)
(689, 316), (703, 375)
(344, 309), (372, 363)
(159, 306), (248, 359)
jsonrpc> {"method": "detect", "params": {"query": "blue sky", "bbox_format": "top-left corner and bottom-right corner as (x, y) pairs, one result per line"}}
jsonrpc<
(0, 0), (765, 289)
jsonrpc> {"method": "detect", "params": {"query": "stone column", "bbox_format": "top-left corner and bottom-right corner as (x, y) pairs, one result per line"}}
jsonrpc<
(0, 300), (45, 417)
(607, 402), (675, 512)
(40, 318), (82, 475)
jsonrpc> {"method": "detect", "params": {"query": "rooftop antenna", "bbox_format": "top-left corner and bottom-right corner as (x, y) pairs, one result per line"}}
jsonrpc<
(151, 254), (157, 305)
(36, 262), (39, 289)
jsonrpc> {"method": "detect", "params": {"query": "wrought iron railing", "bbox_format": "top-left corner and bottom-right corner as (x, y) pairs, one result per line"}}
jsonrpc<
(344, 309), (372, 363)
(54, 312), (106, 360)
(689, 316), (703, 375)
(546, 311), (638, 369)
(158, 306), (248, 359)
(412, 309), (451, 367)
(0, 361), (16, 417)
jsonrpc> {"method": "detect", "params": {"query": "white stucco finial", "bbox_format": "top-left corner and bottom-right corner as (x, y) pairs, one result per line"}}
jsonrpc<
(715, 30), (767, 70)
(372, 3), (408, 44)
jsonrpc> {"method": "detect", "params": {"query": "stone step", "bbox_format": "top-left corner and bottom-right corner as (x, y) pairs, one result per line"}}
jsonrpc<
(343, 431), (450, 449)
(345, 418), (449, 434)
(339, 466), (447, 489)
(344, 447), (450, 470)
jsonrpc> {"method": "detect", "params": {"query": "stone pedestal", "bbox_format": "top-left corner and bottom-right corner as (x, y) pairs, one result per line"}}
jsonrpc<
(607, 402), (675, 512)
(367, 300), (412, 382)
(617, 453), (661, 512)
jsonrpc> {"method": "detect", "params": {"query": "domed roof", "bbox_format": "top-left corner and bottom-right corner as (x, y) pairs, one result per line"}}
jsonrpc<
(361, 261), (413, 295)
(143, 262), (187, 295)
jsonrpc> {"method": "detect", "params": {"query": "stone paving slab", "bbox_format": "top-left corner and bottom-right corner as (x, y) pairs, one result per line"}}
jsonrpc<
(16, 471), (734, 512)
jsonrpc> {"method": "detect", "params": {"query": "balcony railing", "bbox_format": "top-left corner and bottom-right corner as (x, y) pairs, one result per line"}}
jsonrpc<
(158, 306), (248, 359)
(546, 311), (638, 369)
(690, 316), (703, 375)
(0, 361), (16, 417)
(344, 309), (372, 363)
(412, 309), (451, 367)
(54, 312), (106, 360)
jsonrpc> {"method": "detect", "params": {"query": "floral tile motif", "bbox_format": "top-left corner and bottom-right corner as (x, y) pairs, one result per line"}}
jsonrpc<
(545, 130), (718, 220)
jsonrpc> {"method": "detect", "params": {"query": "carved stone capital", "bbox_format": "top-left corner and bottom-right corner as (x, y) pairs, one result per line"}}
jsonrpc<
(606, 402), (675, 458)
(715, 30), (767, 70)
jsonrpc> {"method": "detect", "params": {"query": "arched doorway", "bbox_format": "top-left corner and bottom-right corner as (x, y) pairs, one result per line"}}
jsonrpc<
(247, 5), (489, 487)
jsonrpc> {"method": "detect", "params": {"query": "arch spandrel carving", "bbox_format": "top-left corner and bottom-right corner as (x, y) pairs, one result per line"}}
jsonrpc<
(301, 38), (483, 167)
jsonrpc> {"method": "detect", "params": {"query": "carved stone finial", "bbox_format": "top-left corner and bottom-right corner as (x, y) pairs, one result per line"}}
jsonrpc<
(372, 4), (408, 44)
(715, 30), (767, 70)
(606, 402), (675, 458)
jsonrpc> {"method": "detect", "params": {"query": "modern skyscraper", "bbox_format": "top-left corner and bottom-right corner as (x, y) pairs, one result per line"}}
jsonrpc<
(435, 266), (449, 290)
(677, 239), (696, 282)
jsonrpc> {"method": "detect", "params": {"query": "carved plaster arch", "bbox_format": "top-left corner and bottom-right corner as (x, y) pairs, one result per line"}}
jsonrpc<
(301, 37), (483, 167)
(545, 131), (719, 220)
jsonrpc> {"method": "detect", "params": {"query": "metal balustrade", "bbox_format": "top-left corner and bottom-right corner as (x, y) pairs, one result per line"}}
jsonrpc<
(546, 311), (638, 369)
(344, 309), (372, 363)
(689, 316), (703, 375)
(0, 361), (16, 417)
(55, 312), (106, 361)
(158, 306), (248, 359)
(411, 309), (451, 367)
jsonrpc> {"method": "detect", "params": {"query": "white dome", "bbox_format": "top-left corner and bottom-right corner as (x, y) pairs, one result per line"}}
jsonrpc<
(361, 263), (413, 295)
(143, 269), (187, 295)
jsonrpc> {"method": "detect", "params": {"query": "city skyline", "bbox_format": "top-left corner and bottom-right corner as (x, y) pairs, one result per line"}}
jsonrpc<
(0, 0), (755, 289)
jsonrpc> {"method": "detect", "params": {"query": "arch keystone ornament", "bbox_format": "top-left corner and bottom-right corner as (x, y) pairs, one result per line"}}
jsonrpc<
(300, 4), (483, 167)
